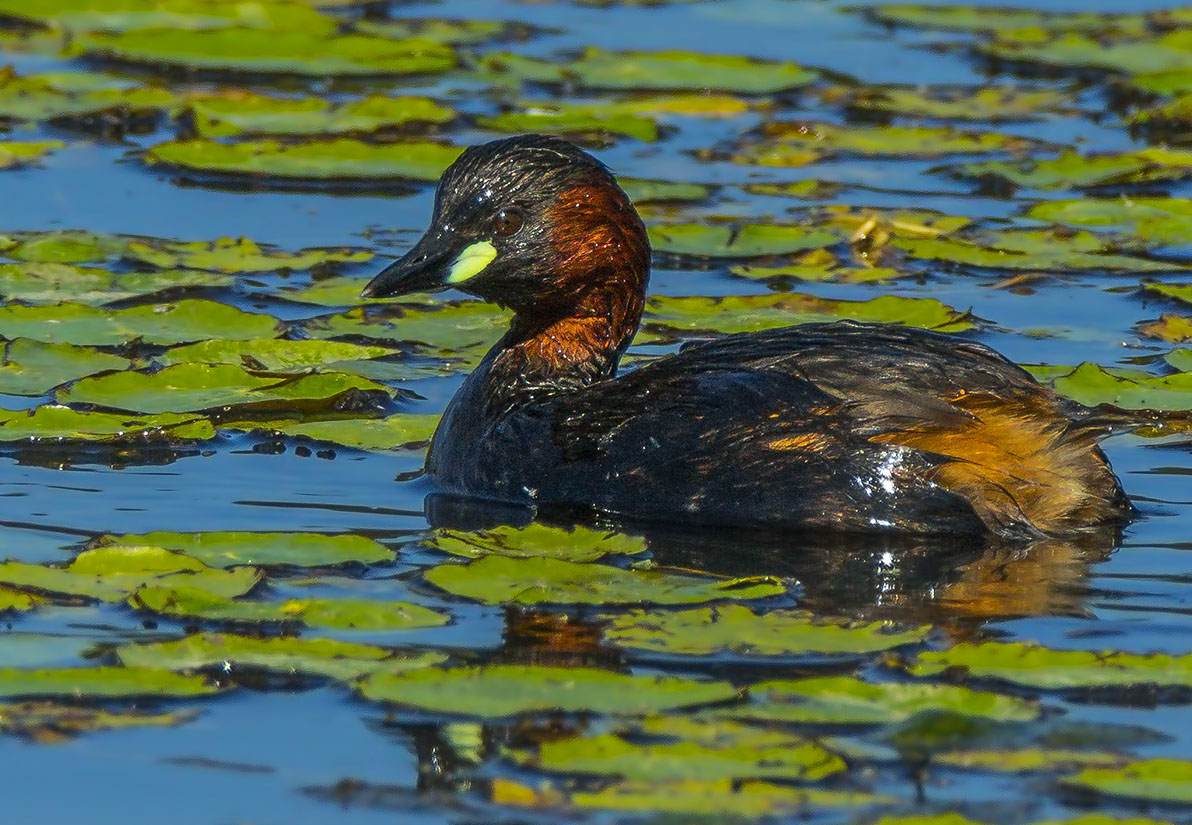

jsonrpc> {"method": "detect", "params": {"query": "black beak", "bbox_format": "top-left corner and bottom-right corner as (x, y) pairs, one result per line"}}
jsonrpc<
(361, 231), (459, 299)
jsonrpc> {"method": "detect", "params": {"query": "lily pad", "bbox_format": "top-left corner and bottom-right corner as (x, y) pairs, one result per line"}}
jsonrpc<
(952, 148), (1192, 190)
(1061, 759), (1192, 804)
(156, 338), (396, 371)
(648, 223), (838, 257)
(187, 92), (455, 138)
(604, 605), (927, 657)
(0, 544), (261, 602)
(981, 30), (1192, 77)
(0, 300), (279, 346)
(130, 586), (448, 631)
(0, 261), (232, 305)
(0, 338), (129, 396)
(731, 259), (901, 284)
(621, 178), (712, 203)
(936, 748), (1127, 774)
(644, 293), (974, 336)
(0, 229), (125, 263)
(355, 17), (525, 45)
(544, 779), (887, 815)
(0, 140), (64, 168)
(220, 413), (439, 451)
(358, 664), (737, 716)
(0, 406), (213, 442)
(423, 555), (785, 606)
(906, 641), (1192, 689)
(0, 666), (217, 698)
(0, 702), (198, 738)
(1041, 363), (1192, 411)
(301, 302), (510, 358)
(124, 236), (372, 272)
(892, 229), (1180, 273)
(427, 524), (647, 562)
(0, 71), (175, 123)
(848, 86), (1073, 122)
(78, 28), (456, 77)
(0, 0), (333, 33)
(722, 675), (1037, 724)
(0, 588), (39, 612)
(118, 632), (445, 681)
(866, 5), (1169, 35)
(736, 122), (1031, 164)
(1028, 197), (1192, 247)
(1139, 314), (1192, 343)
(519, 725), (846, 782)
(57, 363), (392, 414)
(145, 138), (463, 182)
(100, 531), (393, 568)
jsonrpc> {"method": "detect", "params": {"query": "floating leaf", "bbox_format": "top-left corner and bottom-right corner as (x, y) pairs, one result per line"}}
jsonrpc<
(644, 293), (974, 336)
(359, 664), (737, 716)
(424, 555), (785, 606)
(906, 641), (1192, 689)
(1041, 363), (1192, 411)
(648, 223), (838, 257)
(0, 406), (213, 442)
(427, 524), (647, 562)
(356, 17), (524, 45)
(981, 30), (1192, 77)
(131, 586), (448, 631)
(221, 413), (439, 451)
(736, 122), (1031, 164)
(0, 0), (333, 33)
(1028, 197), (1192, 247)
(0, 667), (217, 698)
(605, 606), (927, 657)
(0, 140), (64, 168)
(1139, 314), (1192, 342)
(866, 5), (1166, 35)
(187, 92), (454, 138)
(156, 338), (396, 371)
(0, 261), (232, 305)
(78, 29), (456, 77)
(0, 71), (175, 123)
(936, 748), (1127, 774)
(892, 229), (1180, 273)
(952, 148), (1192, 190)
(0, 544), (261, 602)
(731, 261), (901, 284)
(0, 300), (279, 346)
(0, 229), (125, 263)
(721, 676), (1036, 724)
(0, 702), (198, 738)
(100, 531), (393, 568)
(849, 86), (1073, 122)
(564, 779), (887, 815)
(0, 339), (129, 396)
(1061, 759), (1192, 804)
(118, 632), (444, 681)
(0, 587), (38, 612)
(124, 236), (372, 272)
(57, 363), (392, 414)
(621, 178), (711, 203)
(145, 138), (463, 182)
(301, 302), (510, 358)
(479, 108), (658, 141)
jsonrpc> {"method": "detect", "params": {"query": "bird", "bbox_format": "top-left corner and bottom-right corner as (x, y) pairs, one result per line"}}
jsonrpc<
(362, 134), (1130, 542)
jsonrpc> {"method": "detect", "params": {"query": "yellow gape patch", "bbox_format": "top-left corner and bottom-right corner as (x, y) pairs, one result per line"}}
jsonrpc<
(447, 241), (498, 284)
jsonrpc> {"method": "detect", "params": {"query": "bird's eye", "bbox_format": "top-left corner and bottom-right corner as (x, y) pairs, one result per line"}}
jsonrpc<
(493, 208), (524, 238)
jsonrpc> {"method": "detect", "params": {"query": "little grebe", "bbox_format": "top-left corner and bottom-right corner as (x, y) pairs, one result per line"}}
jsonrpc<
(363, 135), (1130, 540)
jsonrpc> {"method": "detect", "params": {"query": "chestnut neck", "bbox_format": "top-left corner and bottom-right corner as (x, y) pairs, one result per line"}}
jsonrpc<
(489, 180), (650, 402)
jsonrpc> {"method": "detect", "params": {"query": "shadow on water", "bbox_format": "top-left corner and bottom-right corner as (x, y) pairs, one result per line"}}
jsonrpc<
(423, 491), (1123, 630)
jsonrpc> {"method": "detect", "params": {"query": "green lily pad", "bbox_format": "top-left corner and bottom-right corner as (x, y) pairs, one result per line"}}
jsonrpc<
(0, 300), (279, 346)
(480, 48), (815, 93)
(867, 5), (1171, 35)
(355, 17), (523, 45)
(892, 229), (1179, 273)
(563, 779), (888, 815)
(427, 524), (647, 562)
(57, 363), (392, 414)
(0, 71), (175, 123)
(1039, 362), (1192, 411)
(906, 641), (1192, 689)
(0, 338), (129, 396)
(100, 531), (393, 568)
(936, 748), (1127, 774)
(187, 92), (455, 138)
(731, 259), (901, 284)
(301, 302), (510, 358)
(1061, 759), (1192, 804)
(0, 0), (333, 33)
(604, 605), (927, 657)
(0, 140), (64, 168)
(145, 138), (463, 182)
(220, 413), (440, 451)
(276, 276), (404, 307)
(0, 702), (198, 738)
(736, 122), (1030, 164)
(952, 148), (1192, 190)
(0, 406), (213, 442)
(0, 587), (39, 611)
(1139, 314), (1192, 342)
(519, 725), (846, 782)
(1028, 197), (1192, 247)
(358, 664), (737, 716)
(117, 632), (445, 681)
(722, 675), (1037, 724)
(423, 555), (785, 606)
(648, 223), (838, 257)
(621, 178), (712, 203)
(1128, 92), (1192, 132)
(479, 108), (659, 142)
(78, 28), (456, 77)
(0, 229), (125, 263)
(0, 666), (217, 698)
(0, 544), (261, 602)
(124, 236), (372, 272)
(130, 586), (448, 631)
(981, 30), (1192, 77)
(156, 338), (396, 371)
(848, 86), (1073, 122)
(644, 293), (974, 336)
(0, 261), (233, 305)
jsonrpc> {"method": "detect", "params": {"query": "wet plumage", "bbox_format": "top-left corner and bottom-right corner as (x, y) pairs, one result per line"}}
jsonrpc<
(364, 135), (1130, 541)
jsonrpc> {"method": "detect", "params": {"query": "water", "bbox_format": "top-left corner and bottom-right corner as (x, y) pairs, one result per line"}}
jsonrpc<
(2, 0), (1192, 822)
